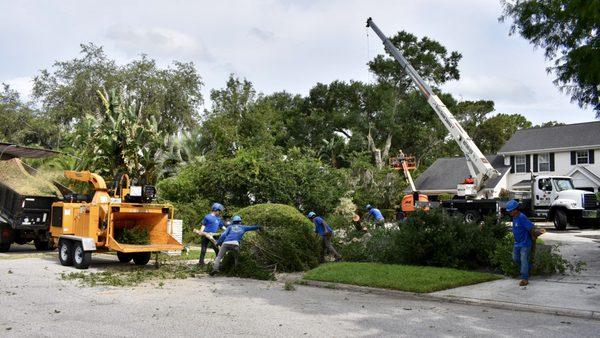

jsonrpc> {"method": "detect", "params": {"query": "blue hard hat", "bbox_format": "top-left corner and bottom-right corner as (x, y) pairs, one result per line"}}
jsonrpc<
(211, 203), (224, 211)
(232, 215), (242, 223)
(506, 200), (519, 212)
(307, 211), (316, 219)
(365, 204), (372, 210)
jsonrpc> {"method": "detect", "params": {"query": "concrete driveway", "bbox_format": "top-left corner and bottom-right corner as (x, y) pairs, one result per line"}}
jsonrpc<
(432, 223), (600, 316)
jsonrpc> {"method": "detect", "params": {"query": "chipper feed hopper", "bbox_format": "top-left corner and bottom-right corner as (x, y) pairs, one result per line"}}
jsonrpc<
(50, 171), (182, 269)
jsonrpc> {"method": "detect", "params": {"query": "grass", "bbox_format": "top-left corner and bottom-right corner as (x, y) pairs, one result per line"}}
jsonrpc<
(303, 262), (501, 293)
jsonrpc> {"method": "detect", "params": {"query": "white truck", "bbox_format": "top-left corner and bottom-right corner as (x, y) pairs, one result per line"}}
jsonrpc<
(366, 18), (600, 229)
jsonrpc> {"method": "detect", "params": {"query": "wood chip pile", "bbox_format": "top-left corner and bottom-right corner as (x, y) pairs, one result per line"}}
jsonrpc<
(0, 158), (61, 197)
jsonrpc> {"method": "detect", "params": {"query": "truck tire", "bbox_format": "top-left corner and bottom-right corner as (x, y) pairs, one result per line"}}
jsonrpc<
(58, 240), (74, 266)
(0, 242), (10, 252)
(117, 252), (133, 263)
(73, 242), (92, 269)
(553, 209), (568, 231)
(34, 239), (51, 251)
(464, 210), (481, 223)
(133, 252), (151, 266)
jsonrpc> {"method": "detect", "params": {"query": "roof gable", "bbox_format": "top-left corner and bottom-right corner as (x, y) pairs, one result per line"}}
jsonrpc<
(413, 155), (510, 192)
(498, 121), (600, 154)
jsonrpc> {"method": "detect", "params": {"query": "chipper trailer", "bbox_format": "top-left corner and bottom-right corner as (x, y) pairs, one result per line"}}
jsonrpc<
(50, 170), (182, 269)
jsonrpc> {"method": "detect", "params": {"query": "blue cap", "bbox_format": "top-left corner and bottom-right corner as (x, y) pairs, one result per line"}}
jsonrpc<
(506, 200), (519, 212)
(211, 203), (224, 211)
(232, 215), (242, 223)
(307, 211), (316, 219)
(365, 204), (372, 210)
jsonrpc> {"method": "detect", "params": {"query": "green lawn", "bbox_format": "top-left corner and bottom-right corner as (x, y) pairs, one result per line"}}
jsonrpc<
(303, 262), (501, 293)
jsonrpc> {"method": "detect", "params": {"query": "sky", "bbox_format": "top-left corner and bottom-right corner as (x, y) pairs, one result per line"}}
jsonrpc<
(0, 0), (596, 125)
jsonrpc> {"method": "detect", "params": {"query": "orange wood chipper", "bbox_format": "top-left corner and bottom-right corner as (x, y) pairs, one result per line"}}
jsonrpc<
(50, 171), (182, 269)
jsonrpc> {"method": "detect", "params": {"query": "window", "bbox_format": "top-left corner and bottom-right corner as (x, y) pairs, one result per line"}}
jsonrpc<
(538, 153), (550, 172)
(538, 178), (552, 191)
(553, 178), (575, 192)
(576, 151), (589, 164)
(515, 155), (527, 173)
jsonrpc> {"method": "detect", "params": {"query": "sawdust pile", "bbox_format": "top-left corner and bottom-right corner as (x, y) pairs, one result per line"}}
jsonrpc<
(0, 159), (61, 197)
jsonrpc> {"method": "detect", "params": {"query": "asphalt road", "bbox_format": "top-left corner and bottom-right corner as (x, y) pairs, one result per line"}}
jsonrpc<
(1, 254), (600, 337)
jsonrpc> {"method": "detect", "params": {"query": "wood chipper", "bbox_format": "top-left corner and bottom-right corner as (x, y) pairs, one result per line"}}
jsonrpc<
(50, 171), (182, 269)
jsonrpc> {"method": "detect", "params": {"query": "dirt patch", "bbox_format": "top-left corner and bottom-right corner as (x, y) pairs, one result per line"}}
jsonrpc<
(0, 159), (61, 197)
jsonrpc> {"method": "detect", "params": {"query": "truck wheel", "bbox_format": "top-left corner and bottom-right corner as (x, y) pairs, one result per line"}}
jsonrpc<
(117, 252), (133, 263)
(464, 210), (481, 223)
(133, 252), (151, 266)
(58, 240), (74, 266)
(553, 209), (568, 231)
(0, 242), (10, 252)
(34, 239), (51, 251)
(73, 243), (92, 269)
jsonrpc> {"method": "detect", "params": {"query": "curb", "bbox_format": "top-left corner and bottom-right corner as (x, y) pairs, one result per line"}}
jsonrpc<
(298, 279), (600, 321)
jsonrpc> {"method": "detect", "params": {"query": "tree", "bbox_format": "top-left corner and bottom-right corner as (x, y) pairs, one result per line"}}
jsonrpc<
(74, 89), (172, 184)
(500, 0), (600, 116)
(0, 84), (58, 148)
(32, 43), (204, 135)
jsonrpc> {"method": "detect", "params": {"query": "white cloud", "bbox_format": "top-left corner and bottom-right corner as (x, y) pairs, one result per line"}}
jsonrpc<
(106, 24), (214, 61)
(248, 27), (274, 41)
(443, 75), (536, 104)
(3, 77), (33, 101)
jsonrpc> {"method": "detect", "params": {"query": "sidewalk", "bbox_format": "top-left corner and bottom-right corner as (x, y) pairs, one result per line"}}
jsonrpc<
(431, 227), (600, 318)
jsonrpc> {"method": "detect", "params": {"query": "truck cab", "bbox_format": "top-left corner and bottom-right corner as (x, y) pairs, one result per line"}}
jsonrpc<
(529, 175), (599, 230)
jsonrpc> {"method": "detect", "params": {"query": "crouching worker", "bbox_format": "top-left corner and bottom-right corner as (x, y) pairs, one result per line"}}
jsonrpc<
(365, 204), (385, 229)
(193, 203), (226, 266)
(210, 215), (260, 275)
(506, 200), (534, 286)
(307, 212), (342, 263)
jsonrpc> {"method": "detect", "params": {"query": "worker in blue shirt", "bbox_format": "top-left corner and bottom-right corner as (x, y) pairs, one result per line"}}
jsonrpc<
(308, 212), (341, 263)
(506, 200), (534, 286)
(210, 215), (260, 275)
(365, 204), (385, 228)
(193, 203), (226, 266)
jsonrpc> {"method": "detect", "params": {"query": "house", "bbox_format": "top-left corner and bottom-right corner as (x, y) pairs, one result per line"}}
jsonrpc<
(413, 121), (600, 197)
(497, 121), (600, 193)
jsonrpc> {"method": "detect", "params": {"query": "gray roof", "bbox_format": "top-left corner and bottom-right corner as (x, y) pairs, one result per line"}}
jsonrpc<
(498, 121), (600, 154)
(412, 155), (510, 193)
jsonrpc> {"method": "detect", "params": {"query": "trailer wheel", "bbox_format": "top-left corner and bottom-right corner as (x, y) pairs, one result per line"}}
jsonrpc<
(0, 242), (10, 252)
(73, 243), (92, 269)
(464, 210), (481, 223)
(133, 252), (151, 266)
(34, 239), (52, 251)
(553, 209), (568, 231)
(58, 240), (74, 266)
(117, 252), (133, 263)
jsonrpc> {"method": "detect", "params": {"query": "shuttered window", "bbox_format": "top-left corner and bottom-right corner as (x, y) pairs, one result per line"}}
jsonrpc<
(576, 150), (589, 164)
(538, 153), (550, 172)
(515, 155), (527, 173)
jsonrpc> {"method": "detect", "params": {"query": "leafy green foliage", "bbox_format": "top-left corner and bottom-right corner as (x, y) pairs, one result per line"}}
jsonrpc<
(501, 0), (600, 115)
(115, 227), (150, 245)
(157, 148), (347, 215)
(235, 203), (320, 272)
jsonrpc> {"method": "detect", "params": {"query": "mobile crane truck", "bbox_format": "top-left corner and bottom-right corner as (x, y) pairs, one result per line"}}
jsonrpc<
(50, 171), (182, 269)
(367, 18), (600, 229)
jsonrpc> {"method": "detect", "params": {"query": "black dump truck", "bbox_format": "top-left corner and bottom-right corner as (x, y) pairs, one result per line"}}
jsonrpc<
(0, 143), (62, 252)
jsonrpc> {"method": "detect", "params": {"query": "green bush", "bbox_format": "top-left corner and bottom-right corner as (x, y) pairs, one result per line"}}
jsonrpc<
(115, 227), (150, 245)
(490, 233), (585, 276)
(219, 203), (320, 278)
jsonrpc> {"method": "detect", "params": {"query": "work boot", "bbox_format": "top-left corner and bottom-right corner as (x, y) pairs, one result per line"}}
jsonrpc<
(519, 279), (529, 286)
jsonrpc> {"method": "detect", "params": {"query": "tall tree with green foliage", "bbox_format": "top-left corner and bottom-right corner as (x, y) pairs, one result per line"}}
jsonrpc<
(32, 43), (204, 136)
(500, 0), (600, 116)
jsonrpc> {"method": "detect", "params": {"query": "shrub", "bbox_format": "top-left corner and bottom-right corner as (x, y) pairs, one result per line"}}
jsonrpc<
(115, 227), (150, 245)
(490, 233), (585, 276)
(220, 203), (320, 277)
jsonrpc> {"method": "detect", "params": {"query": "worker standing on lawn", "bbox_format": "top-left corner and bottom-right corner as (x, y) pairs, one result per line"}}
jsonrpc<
(307, 212), (342, 263)
(506, 200), (534, 286)
(193, 203), (226, 266)
(210, 215), (260, 275)
(365, 204), (385, 228)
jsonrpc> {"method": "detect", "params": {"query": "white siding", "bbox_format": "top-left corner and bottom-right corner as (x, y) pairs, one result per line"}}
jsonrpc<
(503, 149), (600, 192)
